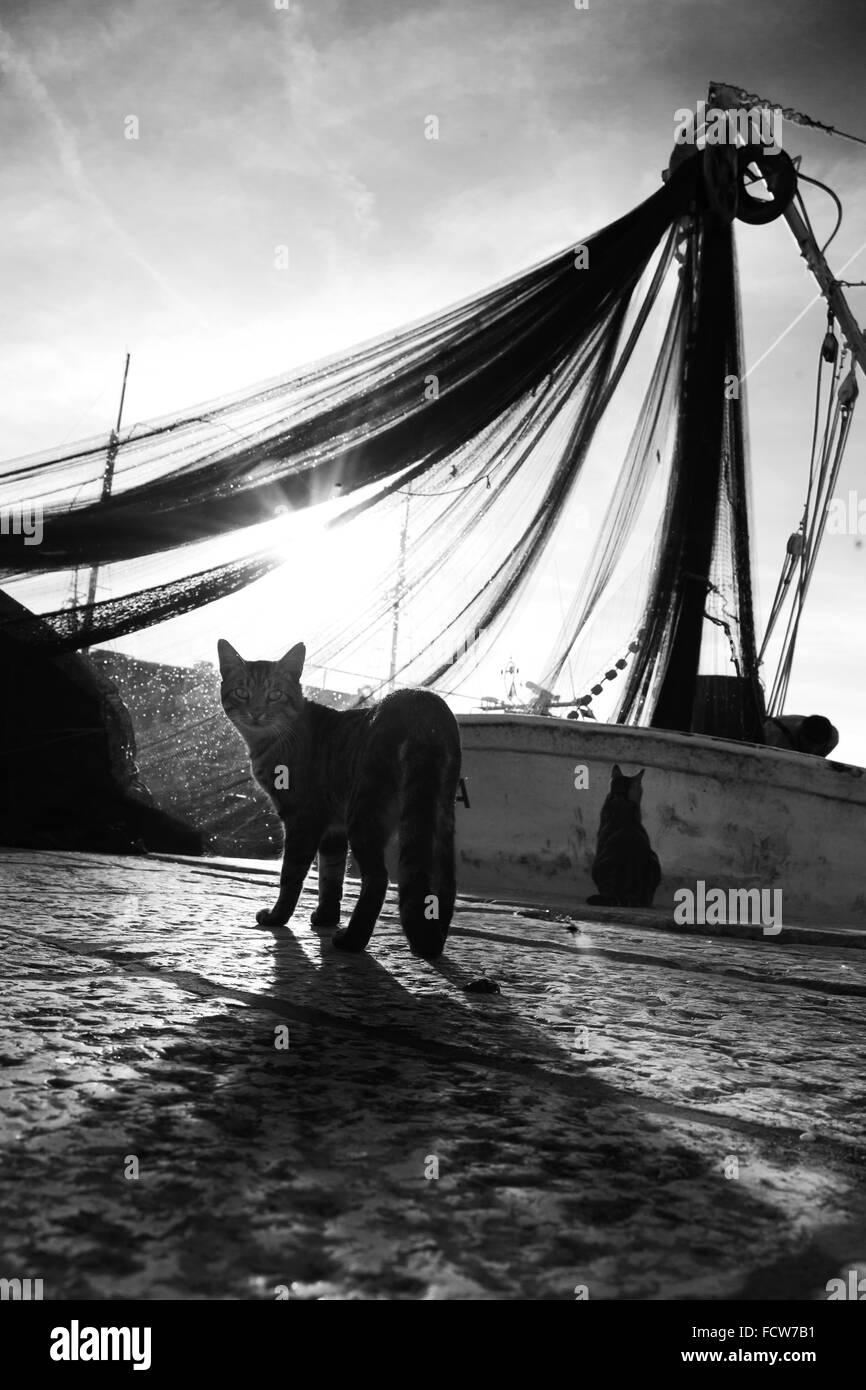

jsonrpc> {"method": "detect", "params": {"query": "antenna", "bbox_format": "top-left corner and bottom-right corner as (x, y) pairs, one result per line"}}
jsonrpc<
(80, 352), (130, 653)
(388, 489), (411, 691)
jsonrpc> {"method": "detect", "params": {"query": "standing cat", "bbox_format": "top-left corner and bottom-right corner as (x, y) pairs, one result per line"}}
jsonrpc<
(218, 639), (461, 959)
(587, 764), (661, 908)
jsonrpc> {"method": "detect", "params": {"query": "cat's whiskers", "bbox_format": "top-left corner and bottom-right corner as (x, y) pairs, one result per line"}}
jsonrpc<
(240, 720), (300, 766)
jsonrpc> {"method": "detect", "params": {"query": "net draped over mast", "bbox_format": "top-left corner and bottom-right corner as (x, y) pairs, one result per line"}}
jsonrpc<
(0, 149), (767, 849)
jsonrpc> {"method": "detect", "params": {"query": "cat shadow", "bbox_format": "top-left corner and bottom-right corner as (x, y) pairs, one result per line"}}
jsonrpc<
(2, 879), (830, 1301)
(197, 887), (820, 1297)
(262, 895), (507, 1001)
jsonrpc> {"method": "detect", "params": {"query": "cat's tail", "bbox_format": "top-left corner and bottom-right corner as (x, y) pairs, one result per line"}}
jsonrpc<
(397, 743), (459, 960)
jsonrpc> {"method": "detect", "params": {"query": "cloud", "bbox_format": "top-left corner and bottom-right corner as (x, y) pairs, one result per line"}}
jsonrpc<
(0, 21), (207, 326)
(274, 4), (379, 240)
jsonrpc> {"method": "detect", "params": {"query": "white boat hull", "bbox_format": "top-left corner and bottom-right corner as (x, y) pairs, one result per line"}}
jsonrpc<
(454, 714), (866, 926)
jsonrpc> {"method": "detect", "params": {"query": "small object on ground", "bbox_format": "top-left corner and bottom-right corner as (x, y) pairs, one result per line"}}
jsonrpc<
(465, 977), (501, 994)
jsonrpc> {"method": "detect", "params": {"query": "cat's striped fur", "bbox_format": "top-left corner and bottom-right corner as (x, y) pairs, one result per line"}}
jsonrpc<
(218, 639), (462, 958)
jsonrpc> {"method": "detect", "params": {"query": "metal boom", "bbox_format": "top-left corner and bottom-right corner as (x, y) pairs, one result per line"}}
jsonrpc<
(709, 81), (866, 378)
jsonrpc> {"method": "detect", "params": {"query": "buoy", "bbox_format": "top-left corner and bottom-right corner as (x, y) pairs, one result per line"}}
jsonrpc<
(735, 145), (797, 225)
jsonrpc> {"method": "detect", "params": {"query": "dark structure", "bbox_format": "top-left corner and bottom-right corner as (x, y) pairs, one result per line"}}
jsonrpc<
(0, 591), (202, 854)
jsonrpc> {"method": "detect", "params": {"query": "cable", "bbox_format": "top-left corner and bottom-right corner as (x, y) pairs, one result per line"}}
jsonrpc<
(796, 173), (844, 255)
(765, 327), (856, 714)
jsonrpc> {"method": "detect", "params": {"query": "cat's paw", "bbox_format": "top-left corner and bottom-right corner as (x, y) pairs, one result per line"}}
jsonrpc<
(311, 906), (340, 930)
(332, 928), (364, 953)
(256, 906), (289, 927)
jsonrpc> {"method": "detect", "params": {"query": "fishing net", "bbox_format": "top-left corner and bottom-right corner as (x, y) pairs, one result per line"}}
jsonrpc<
(618, 218), (763, 739)
(0, 152), (766, 851)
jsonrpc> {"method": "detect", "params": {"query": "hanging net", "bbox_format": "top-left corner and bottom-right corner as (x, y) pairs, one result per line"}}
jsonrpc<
(0, 151), (770, 852)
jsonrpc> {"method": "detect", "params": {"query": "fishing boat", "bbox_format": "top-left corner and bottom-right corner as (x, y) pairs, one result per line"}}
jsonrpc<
(451, 82), (866, 925)
(2, 82), (865, 929)
(454, 713), (866, 925)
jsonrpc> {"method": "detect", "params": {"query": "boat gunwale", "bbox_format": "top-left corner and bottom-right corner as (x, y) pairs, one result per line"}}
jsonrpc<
(454, 712), (866, 804)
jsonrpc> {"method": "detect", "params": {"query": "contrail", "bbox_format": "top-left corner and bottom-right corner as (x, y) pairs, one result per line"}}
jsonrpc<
(277, 7), (379, 239)
(742, 240), (866, 382)
(0, 23), (208, 326)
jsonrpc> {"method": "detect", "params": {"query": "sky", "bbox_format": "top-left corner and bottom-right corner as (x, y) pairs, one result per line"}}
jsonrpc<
(2, 0), (866, 757)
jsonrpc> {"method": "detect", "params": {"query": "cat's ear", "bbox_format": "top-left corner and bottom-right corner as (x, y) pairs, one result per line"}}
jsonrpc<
(276, 642), (306, 682)
(218, 639), (246, 678)
(635, 769), (645, 782)
(611, 763), (622, 779)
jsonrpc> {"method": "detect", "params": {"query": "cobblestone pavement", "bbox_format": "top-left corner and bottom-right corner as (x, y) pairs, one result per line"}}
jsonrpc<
(1, 849), (865, 1301)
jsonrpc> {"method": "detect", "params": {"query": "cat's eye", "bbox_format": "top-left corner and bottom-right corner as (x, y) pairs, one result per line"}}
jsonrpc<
(232, 687), (250, 700)
(267, 691), (286, 702)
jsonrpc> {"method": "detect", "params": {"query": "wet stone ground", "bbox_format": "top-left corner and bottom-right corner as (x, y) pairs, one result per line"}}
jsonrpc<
(1, 848), (865, 1301)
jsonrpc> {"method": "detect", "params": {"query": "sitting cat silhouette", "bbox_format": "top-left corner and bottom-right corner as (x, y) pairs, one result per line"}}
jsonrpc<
(218, 638), (461, 959)
(587, 764), (661, 908)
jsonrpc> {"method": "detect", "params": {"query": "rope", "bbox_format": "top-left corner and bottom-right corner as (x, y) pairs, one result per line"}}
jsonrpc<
(796, 174), (844, 255)
(764, 326), (857, 715)
(708, 83), (866, 150)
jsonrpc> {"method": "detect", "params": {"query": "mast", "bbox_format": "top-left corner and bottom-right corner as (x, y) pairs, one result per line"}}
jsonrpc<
(80, 352), (130, 652)
(649, 215), (746, 735)
(388, 489), (411, 691)
(779, 200), (866, 377)
(650, 86), (864, 735)
(709, 82), (866, 377)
